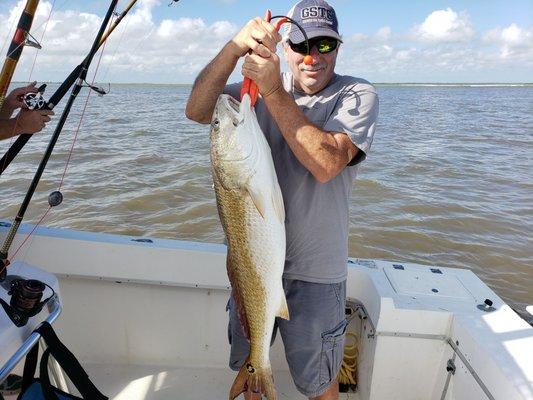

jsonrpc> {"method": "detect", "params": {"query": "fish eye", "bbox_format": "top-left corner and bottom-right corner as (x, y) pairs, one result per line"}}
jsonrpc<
(212, 119), (220, 129)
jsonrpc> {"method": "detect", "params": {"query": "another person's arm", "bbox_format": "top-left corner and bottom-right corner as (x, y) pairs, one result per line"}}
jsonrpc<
(185, 15), (281, 124)
(0, 109), (54, 140)
(0, 83), (38, 119)
(0, 83), (54, 140)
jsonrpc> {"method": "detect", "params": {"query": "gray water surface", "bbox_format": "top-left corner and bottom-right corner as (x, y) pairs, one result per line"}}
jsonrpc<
(1, 83), (532, 321)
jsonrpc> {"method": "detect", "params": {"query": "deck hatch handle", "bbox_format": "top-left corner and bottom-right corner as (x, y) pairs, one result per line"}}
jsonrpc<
(446, 359), (456, 374)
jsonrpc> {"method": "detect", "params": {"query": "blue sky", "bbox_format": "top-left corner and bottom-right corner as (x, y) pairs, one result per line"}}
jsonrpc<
(2, 0), (533, 83)
(42, 0), (533, 33)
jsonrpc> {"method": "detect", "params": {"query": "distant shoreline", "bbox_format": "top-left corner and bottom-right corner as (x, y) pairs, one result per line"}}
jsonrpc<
(11, 81), (533, 87)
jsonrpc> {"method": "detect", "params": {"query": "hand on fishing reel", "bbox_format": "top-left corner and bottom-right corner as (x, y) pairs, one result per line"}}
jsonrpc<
(0, 82), (39, 117)
(15, 108), (54, 135)
(22, 81), (109, 111)
(23, 83), (47, 110)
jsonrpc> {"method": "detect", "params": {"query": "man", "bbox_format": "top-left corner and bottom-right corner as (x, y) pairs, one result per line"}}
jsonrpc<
(186, 0), (378, 399)
(0, 82), (54, 141)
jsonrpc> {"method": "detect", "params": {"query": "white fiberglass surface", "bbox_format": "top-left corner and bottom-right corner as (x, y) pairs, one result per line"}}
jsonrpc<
(81, 364), (361, 400)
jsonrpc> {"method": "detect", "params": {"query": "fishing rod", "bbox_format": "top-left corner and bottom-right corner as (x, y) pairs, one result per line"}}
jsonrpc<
(0, 0), (41, 111)
(0, 0), (140, 176)
(0, 0), (120, 282)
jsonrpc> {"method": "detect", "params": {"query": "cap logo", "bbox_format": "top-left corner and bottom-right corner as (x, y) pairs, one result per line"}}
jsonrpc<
(301, 6), (334, 22)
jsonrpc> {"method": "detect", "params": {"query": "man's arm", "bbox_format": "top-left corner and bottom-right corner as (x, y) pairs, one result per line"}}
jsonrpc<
(185, 15), (281, 125)
(264, 88), (357, 183)
(242, 52), (373, 183)
(185, 42), (241, 124)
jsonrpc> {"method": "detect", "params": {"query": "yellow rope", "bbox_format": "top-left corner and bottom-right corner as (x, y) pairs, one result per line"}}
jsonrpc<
(337, 332), (358, 387)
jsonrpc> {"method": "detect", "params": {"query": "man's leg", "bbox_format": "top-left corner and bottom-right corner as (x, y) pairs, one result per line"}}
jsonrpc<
(277, 279), (347, 400)
(243, 379), (338, 399)
(310, 379), (339, 400)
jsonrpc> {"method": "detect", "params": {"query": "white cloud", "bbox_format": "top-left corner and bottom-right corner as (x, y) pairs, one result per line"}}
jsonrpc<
(484, 23), (533, 47)
(413, 8), (474, 43)
(1, 2), (532, 83)
(375, 27), (391, 42)
(502, 24), (523, 43)
(483, 24), (533, 60)
(338, 18), (533, 82)
(2, 0), (239, 83)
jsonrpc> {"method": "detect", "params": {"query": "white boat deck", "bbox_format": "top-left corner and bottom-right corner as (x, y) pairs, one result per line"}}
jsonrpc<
(2, 224), (532, 400)
(4, 364), (359, 400)
(82, 363), (359, 400)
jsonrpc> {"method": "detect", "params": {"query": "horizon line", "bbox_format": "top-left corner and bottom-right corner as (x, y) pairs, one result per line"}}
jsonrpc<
(12, 81), (533, 86)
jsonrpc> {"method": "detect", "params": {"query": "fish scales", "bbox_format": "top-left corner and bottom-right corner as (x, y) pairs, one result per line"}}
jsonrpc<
(210, 93), (289, 400)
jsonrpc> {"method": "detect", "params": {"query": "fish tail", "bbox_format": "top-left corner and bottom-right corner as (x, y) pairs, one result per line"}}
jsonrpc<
(229, 360), (276, 400)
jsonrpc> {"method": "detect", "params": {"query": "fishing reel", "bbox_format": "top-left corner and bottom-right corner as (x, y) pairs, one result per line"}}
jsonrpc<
(1, 276), (54, 327)
(23, 80), (109, 111)
(23, 84), (47, 110)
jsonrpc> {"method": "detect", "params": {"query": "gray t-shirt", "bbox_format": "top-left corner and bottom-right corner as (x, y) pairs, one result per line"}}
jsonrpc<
(224, 72), (378, 283)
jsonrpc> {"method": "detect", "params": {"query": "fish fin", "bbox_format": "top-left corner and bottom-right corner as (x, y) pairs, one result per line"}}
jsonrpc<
(271, 182), (285, 224)
(229, 360), (277, 400)
(226, 253), (250, 340)
(246, 184), (266, 219)
(247, 180), (285, 222)
(276, 295), (290, 320)
(229, 363), (248, 399)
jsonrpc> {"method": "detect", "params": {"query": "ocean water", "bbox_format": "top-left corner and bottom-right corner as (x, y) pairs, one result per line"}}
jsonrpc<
(1, 83), (532, 321)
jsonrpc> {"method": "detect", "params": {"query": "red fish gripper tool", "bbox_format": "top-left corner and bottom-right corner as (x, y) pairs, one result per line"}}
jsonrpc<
(240, 10), (288, 108)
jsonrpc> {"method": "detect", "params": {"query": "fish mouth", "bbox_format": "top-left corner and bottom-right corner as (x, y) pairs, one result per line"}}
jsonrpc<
(227, 95), (240, 114)
(217, 94), (241, 117)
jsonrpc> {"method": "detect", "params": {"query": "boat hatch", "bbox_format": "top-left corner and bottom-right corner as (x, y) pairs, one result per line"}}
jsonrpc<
(384, 265), (474, 300)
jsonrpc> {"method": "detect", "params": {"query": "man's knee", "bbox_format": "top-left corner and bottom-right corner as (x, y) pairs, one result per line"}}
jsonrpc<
(309, 379), (339, 400)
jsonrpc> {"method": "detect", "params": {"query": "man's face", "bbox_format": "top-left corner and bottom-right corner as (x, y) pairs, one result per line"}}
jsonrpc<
(283, 38), (339, 95)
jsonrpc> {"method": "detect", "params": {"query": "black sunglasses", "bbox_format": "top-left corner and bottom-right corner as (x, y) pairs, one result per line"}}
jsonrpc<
(288, 36), (339, 55)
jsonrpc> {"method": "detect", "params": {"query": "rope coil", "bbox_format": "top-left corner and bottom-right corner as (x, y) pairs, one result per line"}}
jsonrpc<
(338, 332), (358, 389)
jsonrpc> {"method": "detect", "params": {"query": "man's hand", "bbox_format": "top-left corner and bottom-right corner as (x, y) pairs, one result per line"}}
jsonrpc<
(1, 82), (38, 117)
(185, 12), (281, 124)
(14, 109), (54, 135)
(230, 12), (281, 58)
(242, 52), (283, 98)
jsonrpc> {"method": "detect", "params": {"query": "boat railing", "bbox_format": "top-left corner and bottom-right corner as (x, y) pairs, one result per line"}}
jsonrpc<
(0, 294), (62, 382)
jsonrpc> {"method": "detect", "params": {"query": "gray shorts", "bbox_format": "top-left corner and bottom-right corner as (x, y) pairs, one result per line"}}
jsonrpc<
(227, 279), (347, 398)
